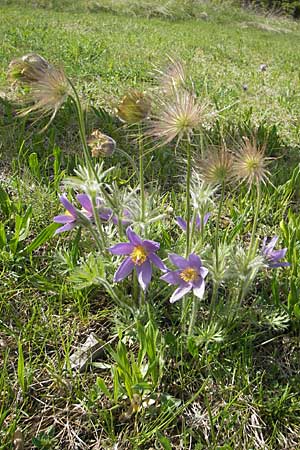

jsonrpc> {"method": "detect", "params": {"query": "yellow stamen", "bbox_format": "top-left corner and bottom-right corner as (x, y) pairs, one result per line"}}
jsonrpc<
(65, 209), (72, 216)
(130, 245), (148, 266)
(180, 267), (198, 283)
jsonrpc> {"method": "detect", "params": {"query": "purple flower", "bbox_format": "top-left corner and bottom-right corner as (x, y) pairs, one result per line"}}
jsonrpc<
(53, 194), (111, 234)
(53, 195), (85, 234)
(261, 236), (290, 268)
(108, 227), (167, 290)
(161, 253), (208, 303)
(176, 213), (210, 232)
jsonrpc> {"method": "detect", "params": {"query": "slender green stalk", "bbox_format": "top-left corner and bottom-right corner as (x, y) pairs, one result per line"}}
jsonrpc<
(209, 181), (225, 321)
(67, 79), (100, 183)
(188, 294), (198, 336)
(200, 212), (205, 246)
(185, 140), (192, 257)
(248, 182), (261, 260)
(87, 224), (104, 252)
(117, 217), (124, 239)
(138, 124), (146, 227)
(230, 183), (262, 321)
(182, 139), (193, 334)
(133, 271), (139, 307)
(90, 194), (106, 250)
(214, 181), (225, 272)
(140, 289), (145, 309)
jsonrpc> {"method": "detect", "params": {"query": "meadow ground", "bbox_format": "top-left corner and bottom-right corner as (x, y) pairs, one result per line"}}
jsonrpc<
(1, 2), (300, 449)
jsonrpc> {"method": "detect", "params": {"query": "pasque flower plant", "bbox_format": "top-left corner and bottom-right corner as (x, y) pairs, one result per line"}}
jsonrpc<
(10, 52), (294, 343)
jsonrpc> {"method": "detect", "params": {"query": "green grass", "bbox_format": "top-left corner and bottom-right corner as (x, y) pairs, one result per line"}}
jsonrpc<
(1, 3), (300, 450)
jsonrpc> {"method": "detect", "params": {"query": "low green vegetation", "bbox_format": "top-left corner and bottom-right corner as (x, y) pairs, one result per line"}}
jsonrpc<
(0, 3), (300, 450)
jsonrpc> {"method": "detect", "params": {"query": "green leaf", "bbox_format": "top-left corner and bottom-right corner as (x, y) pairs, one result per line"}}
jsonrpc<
(69, 253), (106, 289)
(28, 152), (41, 180)
(24, 222), (58, 254)
(0, 223), (7, 249)
(17, 339), (26, 393)
(156, 431), (172, 450)
(96, 377), (112, 400)
(293, 303), (300, 320)
(0, 185), (11, 217)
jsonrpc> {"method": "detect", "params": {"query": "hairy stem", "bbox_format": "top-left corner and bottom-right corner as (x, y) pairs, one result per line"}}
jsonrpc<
(185, 140), (192, 257)
(91, 194), (106, 250)
(209, 181), (225, 321)
(188, 295), (198, 336)
(248, 182), (261, 260)
(68, 80), (100, 183)
(138, 124), (146, 228)
(215, 181), (225, 272)
(181, 140), (193, 335)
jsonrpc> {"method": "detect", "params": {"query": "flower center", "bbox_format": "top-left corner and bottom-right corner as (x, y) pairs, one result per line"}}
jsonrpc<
(245, 156), (260, 172)
(130, 245), (148, 266)
(180, 267), (198, 283)
(65, 209), (72, 216)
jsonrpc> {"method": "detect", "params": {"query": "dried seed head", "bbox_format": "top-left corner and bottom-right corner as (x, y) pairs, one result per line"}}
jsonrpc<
(197, 146), (234, 186)
(88, 130), (116, 157)
(18, 63), (70, 130)
(8, 53), (51, 84)
(117, 90), (151, 124)
(233, 137), (271, 186)
(149, 88), (208, 146)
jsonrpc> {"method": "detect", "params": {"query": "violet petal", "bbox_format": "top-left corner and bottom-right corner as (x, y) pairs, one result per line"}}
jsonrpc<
(148, 253), (168, 271)
(176, 216), (187, 231)
(109, 243), (134, 255)
(160, 270), (182, 285)
(188, 253), (202, 269)
(136, 260), (152, 291)
(266, 236), (278, 252)
(54, 222), (75, 235)
(203, 212), (211, 226)
(60, 195), (77, 218)
(53, 214), (75, 224)
(193, 280), (205, 299)
(168, 253), (189, 269)
(170, 284), (192, 303)
(199, 267), (209, 279)
(271, 248), (287, 260)
(77, 194), (93, 215)
(270, 261), (291, 268)
(143, 239), (160, 253)
(126, 227), (143, 246)
(114, 256), (134, 282)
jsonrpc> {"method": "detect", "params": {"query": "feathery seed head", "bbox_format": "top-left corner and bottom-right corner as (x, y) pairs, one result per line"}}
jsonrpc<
(117, 90), (151, 124)
(8, 53), (51, 84)
(18, 63), (70, 130)
(88, 130), (116, 157)
(197, 146), (234, 185)
(149, 88), (207, 146)
(233, 137), (270, 186)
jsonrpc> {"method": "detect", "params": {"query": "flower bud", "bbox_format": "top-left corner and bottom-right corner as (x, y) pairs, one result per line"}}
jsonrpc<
(117, 90), (151, 124)
(88, 130), (116, 157)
